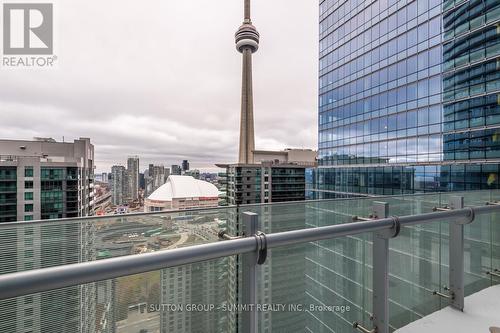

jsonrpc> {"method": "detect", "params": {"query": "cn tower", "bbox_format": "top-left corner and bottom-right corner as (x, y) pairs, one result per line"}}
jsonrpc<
(235, 0), (260, 164)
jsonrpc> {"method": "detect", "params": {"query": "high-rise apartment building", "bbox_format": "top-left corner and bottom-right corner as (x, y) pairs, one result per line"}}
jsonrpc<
(218, 149), (316, 205)
(126, 156), (139, 201)
(111, 166), (127, 206)
(144, 164), (169, 197)
(316, 0), (500, 197)
(171, 165), (182, 176)
(217, 149), (316, 332)
(220, 164), (307, 205)
(0, 137), (95, 222)
(181, 160), (190, 172)
(0, 138), (96, 333)
(139, 172), (145, 190)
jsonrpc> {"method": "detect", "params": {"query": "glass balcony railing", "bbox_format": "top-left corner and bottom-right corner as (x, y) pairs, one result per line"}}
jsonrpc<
(0, 191), (498, 333)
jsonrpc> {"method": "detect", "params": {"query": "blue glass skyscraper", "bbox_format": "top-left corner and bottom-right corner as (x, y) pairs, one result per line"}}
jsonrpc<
(316, 0), (500, 197)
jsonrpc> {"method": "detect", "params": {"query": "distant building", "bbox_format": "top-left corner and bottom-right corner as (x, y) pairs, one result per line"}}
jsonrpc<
(144, 166), (152, 197)
(182, 160), (190, 172)
(200, 173), (217, 182)
(139, 172), (145, 190)
(217, 149), (317, 205)
(111, 166), (127, 206)
(219, 163), (307, 205)
(153, 165), (167, 189)
(0, 137), (95, 221)
(144, 164), (169, 197)
(171, 164), (182, 176)
(144, 175), (219, 212)
(184, 169), (200, 179)
(253, 149), (317, 166)
(100, 172), (108, 183)
(126, 156), (139, 201)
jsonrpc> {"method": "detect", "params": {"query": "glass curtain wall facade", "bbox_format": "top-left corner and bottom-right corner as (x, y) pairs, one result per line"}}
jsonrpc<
(317, 0), (500, 197)
(442, 0), (500, 190)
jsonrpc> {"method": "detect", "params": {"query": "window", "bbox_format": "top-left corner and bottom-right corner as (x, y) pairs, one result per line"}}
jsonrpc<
(418, 51), (429, 71)
(429, 16), (441, 37)
(24, 167), (33, 178)
(24, 215), (33, 221)
(407, 111), (418, 128)
(429, 105), (442, 124)
(24, 192), (33, 201)
(407, 1), (418, 21)
(418, 79), (429, 99)
(25, 181), (33, 189)
(24, 204), (33, 212)
(388, 115), (398, 131)
(380, 117), (388, 131)
(408, 28), (418, 47)
(418, 22), (429, 43)
(407, 82), (418, 101)
(388, 89), (397, 106)
(418, 0), (429, 16)
(407, 55), (418, 74)
(397, 86), (407, 104)
(397, 112), (407, 130)
(429, 46), (442, 67)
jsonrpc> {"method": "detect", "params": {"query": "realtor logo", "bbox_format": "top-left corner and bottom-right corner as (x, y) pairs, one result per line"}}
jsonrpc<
(3, 3), (53, 55)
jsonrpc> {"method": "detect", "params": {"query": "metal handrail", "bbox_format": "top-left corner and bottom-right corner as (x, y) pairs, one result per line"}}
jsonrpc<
(0, 204), (496, 301)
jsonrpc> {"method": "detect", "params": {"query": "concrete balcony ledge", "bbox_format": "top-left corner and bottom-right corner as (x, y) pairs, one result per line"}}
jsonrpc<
(396, 285), (500, 333)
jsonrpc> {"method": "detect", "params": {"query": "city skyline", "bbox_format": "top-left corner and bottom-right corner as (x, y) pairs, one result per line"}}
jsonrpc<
(0, 0), (318, 173)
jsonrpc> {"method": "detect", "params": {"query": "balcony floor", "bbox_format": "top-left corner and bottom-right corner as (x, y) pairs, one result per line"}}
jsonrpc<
(396, 285), (500, 333)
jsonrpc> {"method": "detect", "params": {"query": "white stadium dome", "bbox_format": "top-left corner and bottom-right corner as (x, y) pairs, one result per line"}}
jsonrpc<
(145, 176), (219, 212)
(148, 175), (219, 201)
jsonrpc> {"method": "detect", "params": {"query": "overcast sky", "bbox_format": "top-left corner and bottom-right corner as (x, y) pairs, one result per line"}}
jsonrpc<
(1, 0), (318, 173)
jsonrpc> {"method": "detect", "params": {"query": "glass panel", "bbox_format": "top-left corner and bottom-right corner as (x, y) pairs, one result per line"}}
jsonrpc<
(0, 193), (499, 332)
(0, 207), (238, 333)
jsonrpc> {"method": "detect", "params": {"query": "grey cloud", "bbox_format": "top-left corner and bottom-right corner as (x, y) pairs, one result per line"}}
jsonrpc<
(1, 0), (318, 172)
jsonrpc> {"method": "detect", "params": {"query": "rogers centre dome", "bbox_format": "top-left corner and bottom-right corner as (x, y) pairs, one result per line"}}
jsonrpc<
(144, 175), (219, 212)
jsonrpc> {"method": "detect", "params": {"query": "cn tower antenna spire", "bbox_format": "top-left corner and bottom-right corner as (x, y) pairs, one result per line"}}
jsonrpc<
(244, 0), (251, 21)
(236, 0), (259, 164)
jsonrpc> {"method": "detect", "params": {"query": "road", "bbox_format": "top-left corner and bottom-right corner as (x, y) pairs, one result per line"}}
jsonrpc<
(166, 233), (189, 249)
(116, 311), (160, 333)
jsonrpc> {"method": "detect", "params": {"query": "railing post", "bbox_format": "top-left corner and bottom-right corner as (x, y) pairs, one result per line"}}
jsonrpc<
(448, 196), (472, 311)
(242, 212), (258, 333)
(372, 202), (390, 333)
